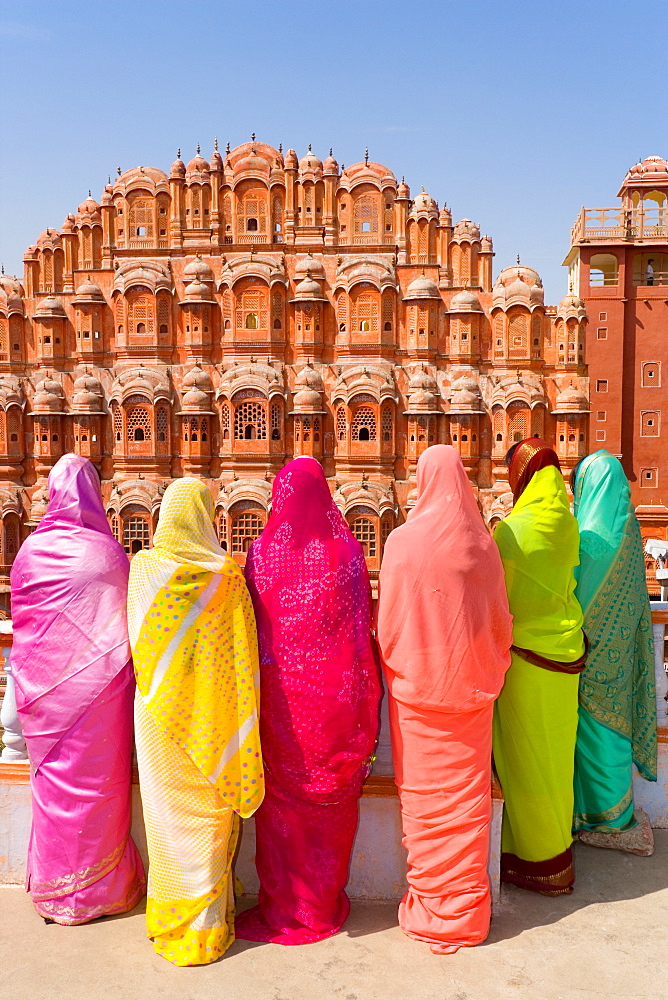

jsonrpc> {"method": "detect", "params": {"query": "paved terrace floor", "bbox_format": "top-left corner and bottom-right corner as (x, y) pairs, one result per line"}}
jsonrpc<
(2, 835), (667, 1000)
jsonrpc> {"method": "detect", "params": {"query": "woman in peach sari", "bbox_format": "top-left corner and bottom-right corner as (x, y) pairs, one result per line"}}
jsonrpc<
(377, 446), (512, 954)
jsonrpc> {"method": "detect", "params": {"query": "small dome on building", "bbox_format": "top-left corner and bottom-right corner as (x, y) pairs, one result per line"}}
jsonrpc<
(555, 386), (589, 411)
(409, 190), (438, 221)
(184, 256), (214, 282)
(186, 150), (210, 175)
(557, 293), (587, 322)
(170, 152), (186, 178)
(72, 373), (103, 411)
(33, 376), (65, 412)
(293, 387), (322, 408)
(74, 278), (104, 303)
(449, 289), (483, 313)
(295, 254), (326, 280)
(293, 274), (325, 299)
(299, 147), (323, 176)
(62, 213), (76, 232)
(182, 364), (214, 393)
(182, 388), (211, 410)
(481, 235), (493, 252)
(621, 155), (668, 188)
(284, 148), (298, 169)
(295, 362), (324, 392)
(397, 178), (410, 199)
(323, 150), (338, 173)
(77, 196), (100, 219)
(530, 282), (544, 305)
(453, 219), (481, 239)
(183, 278), (214, 302)
(448, 374), (483, 412)
(405, 274), (441, 299)
(408, 369), (438, 392)
(439, 205), (452, 226)
(34, 296), (66, 318)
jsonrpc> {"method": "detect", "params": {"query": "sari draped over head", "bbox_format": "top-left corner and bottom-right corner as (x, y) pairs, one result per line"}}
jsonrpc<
(127, 477), (263, 966)
(377, 446), (513, 954)
(572, 450), (657, 833)
(493, 440), (584, 895)
(235, 456), (381, 946)
(11, 453), (145, 924)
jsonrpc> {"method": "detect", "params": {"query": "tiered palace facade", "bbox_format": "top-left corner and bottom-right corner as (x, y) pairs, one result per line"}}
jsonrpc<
(0, 139), (590, 607)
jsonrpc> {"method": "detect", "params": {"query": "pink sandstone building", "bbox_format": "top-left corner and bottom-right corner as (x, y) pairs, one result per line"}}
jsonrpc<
(565, 156), (668, 587)
(0, 139), (591, 609)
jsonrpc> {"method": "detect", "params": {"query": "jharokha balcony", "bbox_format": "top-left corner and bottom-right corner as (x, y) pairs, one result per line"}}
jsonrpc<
(570, 206), (668, 246)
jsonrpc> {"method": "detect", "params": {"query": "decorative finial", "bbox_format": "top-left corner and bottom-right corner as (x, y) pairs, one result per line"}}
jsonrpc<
(516, 253), (521, 265)
(329, 147), (333, 156)
(107, 175), (111, 185)
(88, 189), (91, 198)
(364, 147), (369, 164)
(421, 185), (425, 193)
(214, 137), (219, 151)
(251, 132), (256, 141)
(196, 143), (201, 155)
(308, 143), (312, 152)
(1, 264), (4, 275)
(279, 142), (283, 154)
(177, 148), (181, 158)
(117, 166), (121, 176)
(226, 141), (231, 154)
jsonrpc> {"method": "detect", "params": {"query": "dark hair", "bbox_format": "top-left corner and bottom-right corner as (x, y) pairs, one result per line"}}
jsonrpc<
(569, 459), (584, 494)
(505, 442), (520, 468)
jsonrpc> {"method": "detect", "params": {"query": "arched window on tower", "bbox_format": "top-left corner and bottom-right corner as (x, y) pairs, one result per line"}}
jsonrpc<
(336, 405), (347, 444)
(229, 501), (266, 555)
(128, 292), (154, 338)
(353, 196), (379, 242)
(351, 404), (377, 442)
(233, 392), (268, 442)
(507, 405), (529, 443)
(508, 309), (529, 358)
(348, 506), (379, 567)
(129, 198), (155, 241)
(121, 504), (152, 555)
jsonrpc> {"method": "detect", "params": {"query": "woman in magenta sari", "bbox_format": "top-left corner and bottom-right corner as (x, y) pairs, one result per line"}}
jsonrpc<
(235, 456), (381, 944)
(10, 453), (145, 925)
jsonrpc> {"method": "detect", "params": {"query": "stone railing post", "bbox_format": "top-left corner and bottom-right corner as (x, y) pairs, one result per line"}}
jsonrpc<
(0, 623), (27, 762)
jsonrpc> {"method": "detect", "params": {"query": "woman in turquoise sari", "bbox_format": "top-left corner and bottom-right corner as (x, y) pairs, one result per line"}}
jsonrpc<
(572, 450), (657, 855)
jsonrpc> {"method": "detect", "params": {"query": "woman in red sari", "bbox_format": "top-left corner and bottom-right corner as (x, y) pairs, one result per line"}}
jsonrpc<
(377, 446), (512, 953)
(235, 456), (381, 944)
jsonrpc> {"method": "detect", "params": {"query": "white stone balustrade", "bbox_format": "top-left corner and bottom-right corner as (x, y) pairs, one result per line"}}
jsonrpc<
(0, 623), (28, 762)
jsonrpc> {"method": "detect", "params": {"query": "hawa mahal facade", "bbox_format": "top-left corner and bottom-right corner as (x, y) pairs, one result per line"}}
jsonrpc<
(0, 138), (593, 607)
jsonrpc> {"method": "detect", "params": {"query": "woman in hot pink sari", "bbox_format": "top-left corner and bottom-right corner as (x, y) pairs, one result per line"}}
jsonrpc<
(10, 453), (145, 925)
(235, 456), (381, 944)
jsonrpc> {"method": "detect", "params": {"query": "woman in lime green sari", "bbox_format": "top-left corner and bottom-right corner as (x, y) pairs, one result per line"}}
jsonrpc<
(493, 439), (586, 895)
(572, 450), (657, 855)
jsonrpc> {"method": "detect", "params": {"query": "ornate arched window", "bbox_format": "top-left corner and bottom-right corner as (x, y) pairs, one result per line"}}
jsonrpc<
(215, 508), (228, 550)
(508, 309), (529, 358)
(382, 405), (393, 443)
(352, 290), (379, 334)
(353, 196), (379, 241)
(221, 402), (231, 440)
(348, 507), (378, 559)
(351, 405), (376, 442)
(235, 283), (269, 333)
(230, 501), (265, 553)
(3, 515), (19, 566)
(128, 292), (154, 337)
(108, 510), (120, 542)
(380, 516), (393, 553)
(127, 403), (151, 443)
(129, 198), (154, 240)
(271, 401), (282, 440)
(508, 405), (529, 443)
(121, 504), (151, 555)
(336, 405), (347, 442)
(233, 393), (267, 441)
(237, 191), (268, 240)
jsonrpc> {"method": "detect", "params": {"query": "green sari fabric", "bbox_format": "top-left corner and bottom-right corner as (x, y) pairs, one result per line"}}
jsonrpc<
(572, 450), (657, 831)
(493, 465), (584, 865)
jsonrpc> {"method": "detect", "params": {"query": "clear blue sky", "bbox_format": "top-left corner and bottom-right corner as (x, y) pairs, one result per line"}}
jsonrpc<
(1, 0), (666, 303)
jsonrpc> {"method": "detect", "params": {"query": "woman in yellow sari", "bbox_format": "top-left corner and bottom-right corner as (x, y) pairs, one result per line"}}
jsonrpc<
(493, 439), (586, 895)
(127, 478), (264, 966)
